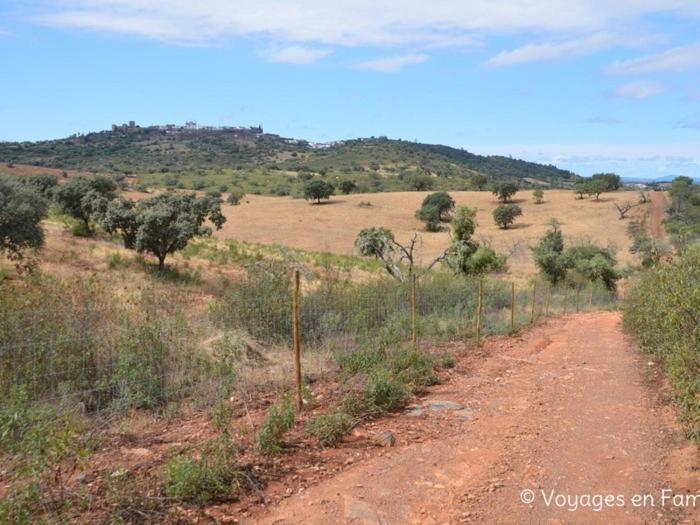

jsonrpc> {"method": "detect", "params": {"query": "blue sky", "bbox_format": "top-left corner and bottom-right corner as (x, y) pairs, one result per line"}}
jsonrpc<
(1, 1), (700, 179)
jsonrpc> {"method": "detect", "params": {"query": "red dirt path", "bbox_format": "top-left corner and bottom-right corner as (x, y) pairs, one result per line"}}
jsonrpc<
(254, 312), (699, 524)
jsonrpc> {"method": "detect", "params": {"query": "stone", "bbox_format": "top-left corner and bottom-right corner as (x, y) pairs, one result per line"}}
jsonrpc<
(423, 400), (464, 411)
(344, 496), (381, 524)
(372, 431), (396, 447)
(455, 408), (475, 420)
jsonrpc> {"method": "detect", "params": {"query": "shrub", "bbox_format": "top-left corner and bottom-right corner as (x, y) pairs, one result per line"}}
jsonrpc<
(533, 188), (544, 204)
(226, 191), (245, 205)
(306, 412), (353, 446)
(254, 397), (295, 455)
(362, 371), (408, 416)
(623, 246), (700, 441)
(163, 435), (239, 505)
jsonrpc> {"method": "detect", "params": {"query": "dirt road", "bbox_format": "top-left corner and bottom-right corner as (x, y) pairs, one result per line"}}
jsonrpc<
(649, 191), (667, 240)
(256, 312), (698, 524)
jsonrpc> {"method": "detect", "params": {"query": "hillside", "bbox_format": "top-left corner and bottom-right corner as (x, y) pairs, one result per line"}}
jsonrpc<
(0, 125), (577, 195)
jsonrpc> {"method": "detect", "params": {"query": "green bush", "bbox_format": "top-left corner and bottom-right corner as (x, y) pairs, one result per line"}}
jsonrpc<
(254, 397), (296, 455)
(363, 370), (408, 416)
(623, 246), (700, 441)
(163, 435), (239, 505)
(306, 412), (353, 446)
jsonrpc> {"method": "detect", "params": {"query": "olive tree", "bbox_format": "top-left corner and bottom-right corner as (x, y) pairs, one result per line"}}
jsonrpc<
(0, 176), (48, 268)
(533, 189), (544, 204)
(493, 204), (522, 229)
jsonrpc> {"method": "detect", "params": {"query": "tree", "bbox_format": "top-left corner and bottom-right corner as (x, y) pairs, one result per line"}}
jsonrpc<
(0, 176), (48, 269)
(21, 173), (58, 197)
(573, 180), (588, 199)
(355, 228), (446, 281)
(303, 180), (334, 204)
(562, 243), (619, 290)
(532, 221), (620, 290)
(587, 178), (608, 201)
(406, 173), (434, 191)
(226, 191), (245, 205)
(533, 189), (544, 204)
(443, 206), (506, 275)
(420, 192), (455, 221)
(133, 193), (226, 272)
(470, 173), (488, 191)
(339, 180), (358, 194)
(493, 204), (522, 229)
(591, 173), (621, 191)
(614, 200), (639, 219)
(532, 220), (566, 284)
(491, 181), (519, 203)
(53, 176), (117, 234)
(415, 205), (442, 232)
(99, 197), (138, 249)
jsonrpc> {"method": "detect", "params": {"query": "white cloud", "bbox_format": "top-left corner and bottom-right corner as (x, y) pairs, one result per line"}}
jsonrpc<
(266, 46), (331, 64)
(487, 32), (616, 67)
(613, 81), (666, 99)
(355, 53), (429, 72)
(608, 41), (700, 74)
(31, 1), (700, 49)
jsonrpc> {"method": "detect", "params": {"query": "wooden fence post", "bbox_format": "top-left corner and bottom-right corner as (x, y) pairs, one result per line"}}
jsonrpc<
(411, 272), (418, 347)
(292, 269), (303, 411)
(530, 283), (536, 323)
(563, 286), (569, 315)
(510, 281), (515, 333)
(545, 284), (552, 317)
(476, 278), (483, 346)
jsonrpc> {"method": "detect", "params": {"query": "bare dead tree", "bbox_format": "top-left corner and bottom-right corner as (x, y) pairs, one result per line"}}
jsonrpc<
(614, 200), (640, 220)
(638, 191), (649, 204)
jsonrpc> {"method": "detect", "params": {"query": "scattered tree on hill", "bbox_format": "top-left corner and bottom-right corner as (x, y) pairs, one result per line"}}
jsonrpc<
(533, 189), (544, 204)
(591, 173), (622, 191)
(0, 176), (48, 270)
(355, 227), (454, 281)
(470, 173), (488, 191)
(587, 178), (608, 201)
(532, 220), (620, 290)
(20, 173), (58, 197)
(491, 181), (519, 203)
(99, 197), (138, 249)
(443, 206), (507, 275)
(613, 200), (639, 220)
(421, 192), (455, 221)
(415, 191), (455, 231)
(226, 191), (245, 205)
(53, 175), (117, 235)
(493, 204), (522, 229)
(415, 205), (442, 232)
(531, 219), (567, 284)
(303, 180), (334, 204)
(339, 180), (358, 194)
(406, 173), (434, 191)
(573, 180), (588, 199)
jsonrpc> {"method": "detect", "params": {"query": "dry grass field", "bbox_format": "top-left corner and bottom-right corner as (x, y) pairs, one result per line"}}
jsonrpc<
(217, 189), (659, 278)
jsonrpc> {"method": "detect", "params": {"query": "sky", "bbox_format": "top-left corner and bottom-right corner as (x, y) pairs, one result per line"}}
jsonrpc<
(1, 1), (700, 179)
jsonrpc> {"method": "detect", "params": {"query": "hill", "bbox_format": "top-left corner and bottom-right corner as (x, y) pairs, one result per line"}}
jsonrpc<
(0, 124), (578, 195)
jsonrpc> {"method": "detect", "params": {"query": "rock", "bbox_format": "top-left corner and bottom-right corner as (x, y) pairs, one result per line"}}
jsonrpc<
(344, 496), (381, 524)
(372, 431), (396, 447)
(73, 472), (88, 484)
(455, 408), (475, 420)
(423, 400), (464, 411)
(405, 407), (424, 417)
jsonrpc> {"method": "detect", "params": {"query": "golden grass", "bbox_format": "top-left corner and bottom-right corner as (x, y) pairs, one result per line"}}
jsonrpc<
(216, 189), (661, 278)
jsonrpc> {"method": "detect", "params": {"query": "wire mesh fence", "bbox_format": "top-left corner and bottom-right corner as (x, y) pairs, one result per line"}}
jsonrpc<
(1, 265), (619, 418)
